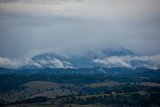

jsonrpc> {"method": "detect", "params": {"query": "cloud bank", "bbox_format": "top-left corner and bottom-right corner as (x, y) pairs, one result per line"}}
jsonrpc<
(0, 54), (160, 69)
(0, 0), (160, 57)
(94, 55), (160, 69)
(0, 57), (22, 68)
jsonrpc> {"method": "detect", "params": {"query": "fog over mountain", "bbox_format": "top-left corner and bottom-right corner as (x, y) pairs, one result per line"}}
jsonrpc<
(0, 48), (159, 70)
(0, 0), (160, 69)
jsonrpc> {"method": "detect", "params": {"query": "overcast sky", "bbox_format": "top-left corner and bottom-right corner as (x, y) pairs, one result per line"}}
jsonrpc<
(0, 0), (160, 58)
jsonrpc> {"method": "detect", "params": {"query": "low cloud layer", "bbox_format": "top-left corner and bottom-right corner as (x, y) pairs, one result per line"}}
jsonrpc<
(0, 57), (22, 68)
(94, 55), (160, 69)
(0, 53), (160, 69)
(26, 57), (73, 69)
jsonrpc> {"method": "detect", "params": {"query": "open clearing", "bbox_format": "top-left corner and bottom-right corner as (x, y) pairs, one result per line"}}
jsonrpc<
(89, 81), (124, 88)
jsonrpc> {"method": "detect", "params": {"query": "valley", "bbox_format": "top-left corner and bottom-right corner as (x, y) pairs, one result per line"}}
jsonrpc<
(0, 67), (160, 107)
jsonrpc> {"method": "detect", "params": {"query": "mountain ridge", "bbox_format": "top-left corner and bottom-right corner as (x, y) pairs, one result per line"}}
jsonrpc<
(0, 48), (160, 70)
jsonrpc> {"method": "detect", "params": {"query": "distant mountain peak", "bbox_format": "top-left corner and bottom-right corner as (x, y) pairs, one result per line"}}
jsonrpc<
(101, 47), (137, 57)
(0, 48), (159, 70)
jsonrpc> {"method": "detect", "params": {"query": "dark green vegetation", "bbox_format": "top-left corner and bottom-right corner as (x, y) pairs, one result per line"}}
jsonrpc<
(0, 67), (160, 107)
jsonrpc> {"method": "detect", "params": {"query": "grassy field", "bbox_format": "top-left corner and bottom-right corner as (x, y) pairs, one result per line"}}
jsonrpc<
(1, 80), (160, 103)
(141, 82), (160, 87)
(0, 81), (77, 103)
(88, 81), (124, 88)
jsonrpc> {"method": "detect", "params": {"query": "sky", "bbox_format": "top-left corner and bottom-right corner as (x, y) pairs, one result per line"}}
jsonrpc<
(0, 0), (160, 59)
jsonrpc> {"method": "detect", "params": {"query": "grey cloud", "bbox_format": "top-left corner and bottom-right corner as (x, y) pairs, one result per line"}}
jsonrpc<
(0, 0), (160, 57)
(0, 57), (22, 68)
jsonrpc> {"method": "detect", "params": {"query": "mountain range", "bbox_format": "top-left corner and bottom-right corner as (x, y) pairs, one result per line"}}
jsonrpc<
(18, 48), (160, 70)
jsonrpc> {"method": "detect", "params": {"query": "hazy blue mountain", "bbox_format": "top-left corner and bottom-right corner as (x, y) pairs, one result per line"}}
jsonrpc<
(13, 48), (159, 69)
(68, 48), (138, 68)
(22, 53), (72, 69)
(101, 47), (137, 57)
(0, 67), (16, 74)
